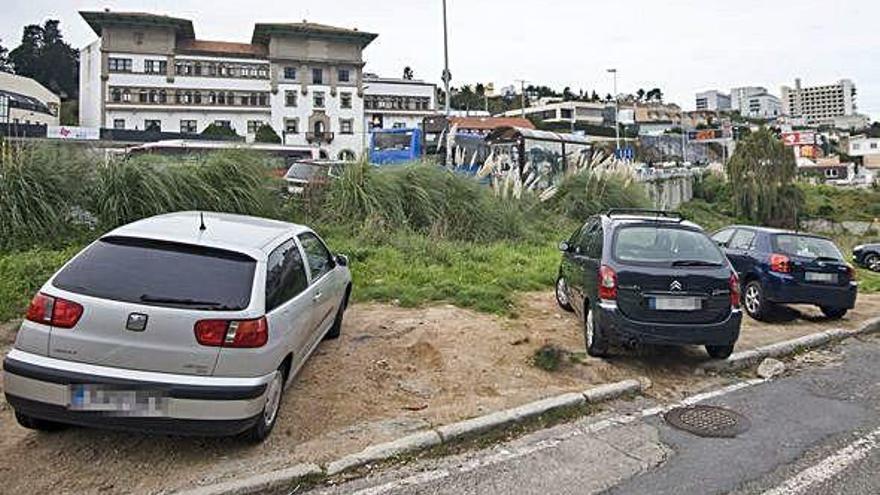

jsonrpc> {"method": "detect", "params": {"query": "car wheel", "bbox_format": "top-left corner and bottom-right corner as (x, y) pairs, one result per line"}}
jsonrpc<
(244, 367), (286, 443)
(866, 254), (880, 272)
(585, 305), (609, 358)
(820, 306), (848, 319)
(555, 276), (574, 312)
(14, 411), (67, 432)
(324, 286), (350, 340)
(743, 281), (770, 321)
(705, 344), (735, 360)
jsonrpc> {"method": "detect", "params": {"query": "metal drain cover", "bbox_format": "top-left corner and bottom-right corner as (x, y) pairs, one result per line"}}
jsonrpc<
(664, 405), (750, 438)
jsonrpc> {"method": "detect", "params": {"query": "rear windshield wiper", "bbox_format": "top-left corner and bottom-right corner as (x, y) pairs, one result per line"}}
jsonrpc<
(140, 294), (224, 307)
(671, 260), (723, 267)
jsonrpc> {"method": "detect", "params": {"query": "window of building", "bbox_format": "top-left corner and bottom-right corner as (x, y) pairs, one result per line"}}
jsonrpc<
(285, 118), (299, 134)
(122, 89), (131, 102)
(340, 119), (354, 135)
(338, 69), (350, 83)
(144, 60), (167, 74)
(392, 122), (406, 129)
(258, 94), (267, 106)
(248, 94), (258, 106)
(825, 168), (839, 178)
(340, 92), (352, 109)
(144, 120), (161, 132)
(227, 92), (235, 105)
(871, 143), (878, 149)
(312, 68), (323, 85)
(108, 58), (132, 72)
(284, 67), (297, 80)
(180, 120), (197, 133)
(113, 119), (125, 130)
(194, 62), (202, 76)
(314, 91), (325, 108)
(285, 90), (298, 107)
(217, 92), (225, 105)
(214, 120), (232, 129)
(138, 90), (148, 103)
(111, 88), (121, 103)
(193, 91), (201, 104)
(247, 120), (265, 134)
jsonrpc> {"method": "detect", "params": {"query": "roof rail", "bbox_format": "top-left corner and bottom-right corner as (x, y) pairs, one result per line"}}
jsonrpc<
(605, 208), (683, 219)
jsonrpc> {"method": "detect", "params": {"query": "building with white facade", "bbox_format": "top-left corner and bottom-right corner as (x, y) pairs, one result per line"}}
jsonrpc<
(79, 11), (376, 159)
(848, 136), (880, 168)
(0, 72), (60, 125)
(695, 90), (730, 111)
(781, 78), (858, 127)
(499, 100), (606, 127)
(363, 74), (436, 131)
(729, 86), (781, 120)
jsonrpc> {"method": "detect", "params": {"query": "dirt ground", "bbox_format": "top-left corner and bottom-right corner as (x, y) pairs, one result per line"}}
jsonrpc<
(1, 293), (879, 494)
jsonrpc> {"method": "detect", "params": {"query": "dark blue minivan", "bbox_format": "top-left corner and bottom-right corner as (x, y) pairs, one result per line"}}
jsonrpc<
(556, 210), (742, 359)
(711, 226), (857, 320)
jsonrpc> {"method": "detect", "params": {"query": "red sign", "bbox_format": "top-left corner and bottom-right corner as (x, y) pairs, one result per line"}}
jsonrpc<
(782, 132), (816, 146)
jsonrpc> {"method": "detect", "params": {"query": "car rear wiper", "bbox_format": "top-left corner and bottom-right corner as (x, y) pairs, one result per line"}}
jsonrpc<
(140, 294), (223, 307)
(671, 260), (723, 267)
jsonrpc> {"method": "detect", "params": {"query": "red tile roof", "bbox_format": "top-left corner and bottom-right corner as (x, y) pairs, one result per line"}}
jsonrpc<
(177, 39), (268, 58)
(449, 116), (536, 131)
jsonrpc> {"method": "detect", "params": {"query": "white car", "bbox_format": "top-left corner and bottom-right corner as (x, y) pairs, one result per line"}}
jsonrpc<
(3, 212), (352, 441)
(284, 160), (345, 195)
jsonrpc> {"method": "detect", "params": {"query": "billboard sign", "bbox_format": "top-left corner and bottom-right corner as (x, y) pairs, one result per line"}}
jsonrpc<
(687, 129), (727, 142)
(47, 126), (100, 141)
(781, 131), (816, 146)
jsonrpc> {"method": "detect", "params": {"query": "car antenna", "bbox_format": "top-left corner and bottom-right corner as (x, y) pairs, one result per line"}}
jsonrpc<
(199, 212), (207, 231)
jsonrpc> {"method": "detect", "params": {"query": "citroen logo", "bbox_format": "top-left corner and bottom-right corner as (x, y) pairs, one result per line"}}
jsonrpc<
(670, 280), (683, 291)
(126, 313), (148, 332)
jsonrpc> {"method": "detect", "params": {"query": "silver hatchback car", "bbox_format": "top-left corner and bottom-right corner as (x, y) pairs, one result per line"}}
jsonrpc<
(3, 212), (352, 441)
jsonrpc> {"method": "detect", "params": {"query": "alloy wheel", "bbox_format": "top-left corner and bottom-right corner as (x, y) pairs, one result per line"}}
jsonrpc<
(745, 285), (760, 315)
(556, 278), (569, 306)
(263, 372), (283, 426)
(585, 308), (595, 347)
(868, 255), (880, 272)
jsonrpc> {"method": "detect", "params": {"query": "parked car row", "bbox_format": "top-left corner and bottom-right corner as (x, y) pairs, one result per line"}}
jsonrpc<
(555, 209), (858, 359)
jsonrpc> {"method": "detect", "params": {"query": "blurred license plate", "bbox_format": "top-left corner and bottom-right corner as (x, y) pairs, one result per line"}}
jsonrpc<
(806, 272), (836, 283)
(650, 296), (701, 311)
(69, 385), (167, 416)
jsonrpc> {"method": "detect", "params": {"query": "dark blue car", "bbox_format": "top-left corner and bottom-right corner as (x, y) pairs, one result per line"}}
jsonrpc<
(711, 226), (857, 320)
(556, 210), (743, 359)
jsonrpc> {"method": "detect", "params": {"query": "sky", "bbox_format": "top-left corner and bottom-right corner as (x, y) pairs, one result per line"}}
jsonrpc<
(2, 0), (879, 120)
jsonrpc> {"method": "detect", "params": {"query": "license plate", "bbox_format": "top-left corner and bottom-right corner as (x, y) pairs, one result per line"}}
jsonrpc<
(69, 385), (167, 416)
(805, 272), (837, 283)
(649, 296), (702, 311)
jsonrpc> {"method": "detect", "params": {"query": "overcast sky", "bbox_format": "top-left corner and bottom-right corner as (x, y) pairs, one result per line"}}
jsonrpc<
(2, 0), (879, 120)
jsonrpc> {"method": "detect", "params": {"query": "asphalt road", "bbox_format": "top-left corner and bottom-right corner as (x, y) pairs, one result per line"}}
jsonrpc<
(305, 333), (880, 495)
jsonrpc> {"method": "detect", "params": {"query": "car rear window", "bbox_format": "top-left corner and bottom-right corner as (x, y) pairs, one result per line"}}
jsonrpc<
(613, 225), (726, 265)
(773, 234), (843, 260)
(52, 236), (256, 310)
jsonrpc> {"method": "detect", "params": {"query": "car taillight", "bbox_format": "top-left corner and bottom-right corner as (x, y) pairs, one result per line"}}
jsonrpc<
(25, 293), (83, 329)
(598, 265), (618, 300)
(194, 317), (268, 348)
(847, 264), (857, 281)
(729, 273), (741, 308)
(770, 253), (791, 273)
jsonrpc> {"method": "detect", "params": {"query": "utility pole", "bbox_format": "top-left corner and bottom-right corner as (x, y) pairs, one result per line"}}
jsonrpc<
(516, 79), (527, 118)
(607, 68), (620, 151)
(442, 0), (451, 117)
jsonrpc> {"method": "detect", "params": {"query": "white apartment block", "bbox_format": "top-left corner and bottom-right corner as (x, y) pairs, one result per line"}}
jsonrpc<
(79, 11), (377, 159)
(781, 78), (857, 126)
(729, 86), (781, 119)
(695, 90), (730, 111)
(363, 74), (437, 131)
(849, 136), (880, 168)
(499, 100), (606, 126)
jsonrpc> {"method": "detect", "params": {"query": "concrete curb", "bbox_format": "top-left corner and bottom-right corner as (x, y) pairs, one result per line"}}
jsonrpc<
(178, 378), (648, 494)
(700, 316), (880, 373)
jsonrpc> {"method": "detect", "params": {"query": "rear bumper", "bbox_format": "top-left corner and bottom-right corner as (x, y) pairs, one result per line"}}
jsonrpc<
(763, 273), (858, 309)
(3, 349), (271, 436)
(595, 302), (742, 346)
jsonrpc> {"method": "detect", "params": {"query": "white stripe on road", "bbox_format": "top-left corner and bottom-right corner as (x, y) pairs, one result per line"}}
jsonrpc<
(762, 425), (880, 495)
(343, 379), (766, 495)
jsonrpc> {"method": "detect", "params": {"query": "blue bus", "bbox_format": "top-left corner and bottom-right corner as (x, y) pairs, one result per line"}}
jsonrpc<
(369, 128), (423, 165)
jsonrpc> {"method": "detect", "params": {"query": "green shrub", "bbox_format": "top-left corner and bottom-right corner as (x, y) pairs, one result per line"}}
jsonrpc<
(200, 123), (239, 139)
(254, 124), (281, 144)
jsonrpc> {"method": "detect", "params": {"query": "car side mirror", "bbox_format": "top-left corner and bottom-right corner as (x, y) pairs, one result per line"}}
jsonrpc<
(335, 254), (349, 267)
(559, 241), (571, 252)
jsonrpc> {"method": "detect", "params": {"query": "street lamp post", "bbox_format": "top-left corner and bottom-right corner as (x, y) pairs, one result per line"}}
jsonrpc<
(607, 68), (620, 152)
(442, 0), (451, 117)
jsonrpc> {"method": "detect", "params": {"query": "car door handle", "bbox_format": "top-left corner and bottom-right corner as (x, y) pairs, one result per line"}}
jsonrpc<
(313, 292), (322, 301)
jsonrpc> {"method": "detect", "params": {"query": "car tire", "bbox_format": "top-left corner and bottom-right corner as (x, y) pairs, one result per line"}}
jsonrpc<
(705, 345), (735, 360)
(743, 280), (770, 321)
(324, 287), (350, 341)
(555, 276), (574, 312)
(865, 253), (880, 272)
(820, 306), (848, 320)
(14, 411), (67, 432)
(585, 305), (610, 358)
(243, 366), (287, 443)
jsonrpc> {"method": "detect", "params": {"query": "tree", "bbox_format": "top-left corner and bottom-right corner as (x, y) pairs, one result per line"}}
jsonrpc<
(727, 127), (802, 228)
(562, 86), (575, 101)
(590, 90), (600, 102)
(0, 38), (11, 73)
(645, 88), (664, 103)
(254, 124), (281, 143)
(8, 20), (79, 99)
(636, 88), (645, 102)
(201, 123), (239, 139)
(402, 66), (414, 80)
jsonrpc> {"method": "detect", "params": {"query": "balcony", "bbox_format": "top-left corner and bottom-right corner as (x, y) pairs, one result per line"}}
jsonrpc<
(306, 131), (334, 144)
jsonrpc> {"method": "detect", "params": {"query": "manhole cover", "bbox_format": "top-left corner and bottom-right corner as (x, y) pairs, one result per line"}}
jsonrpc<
(664, 405), (750, 438)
